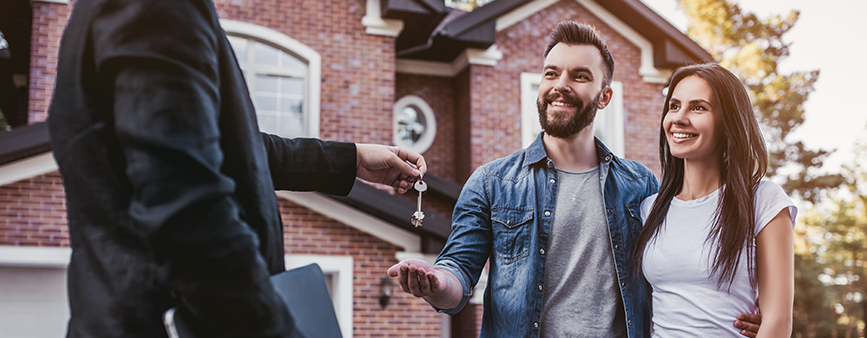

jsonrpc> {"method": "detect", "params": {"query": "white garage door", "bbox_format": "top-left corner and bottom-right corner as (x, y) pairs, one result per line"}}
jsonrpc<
(0, 267), (69, 338)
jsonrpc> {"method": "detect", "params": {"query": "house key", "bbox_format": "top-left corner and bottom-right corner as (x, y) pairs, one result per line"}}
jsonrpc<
(411, 180), (427, 227)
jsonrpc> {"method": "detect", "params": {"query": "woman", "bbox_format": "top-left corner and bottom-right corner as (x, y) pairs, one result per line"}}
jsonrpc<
(633, 63), (796, 337)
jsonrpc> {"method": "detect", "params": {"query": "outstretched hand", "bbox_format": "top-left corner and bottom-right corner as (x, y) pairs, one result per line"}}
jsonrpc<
(387, 259), (449, 298)
(356, 144), (427, 194)
(734, 312), (762, 338)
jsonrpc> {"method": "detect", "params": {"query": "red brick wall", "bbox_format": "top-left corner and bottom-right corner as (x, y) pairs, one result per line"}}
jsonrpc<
(466, 0), (664, 174)
(214, 0), (396, 146)
(280, 200), (443, 338)
(0, 171), (68, 247)
(395, 74), (457, 183)
(28, 1), (72, 124)
(0, 170), (444, 337)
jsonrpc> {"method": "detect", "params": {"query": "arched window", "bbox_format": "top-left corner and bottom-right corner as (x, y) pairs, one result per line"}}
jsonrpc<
(221, 20), (321, 138)
(393, 95), (436, 154)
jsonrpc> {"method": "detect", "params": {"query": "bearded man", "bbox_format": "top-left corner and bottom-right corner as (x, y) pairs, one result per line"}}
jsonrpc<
(385, 21), (763, 338)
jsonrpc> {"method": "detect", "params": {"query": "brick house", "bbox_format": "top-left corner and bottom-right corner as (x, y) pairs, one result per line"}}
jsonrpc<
(0, 0), (711, 337)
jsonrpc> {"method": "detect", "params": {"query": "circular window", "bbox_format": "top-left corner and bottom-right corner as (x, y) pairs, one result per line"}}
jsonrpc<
(394, 95), (436, 153)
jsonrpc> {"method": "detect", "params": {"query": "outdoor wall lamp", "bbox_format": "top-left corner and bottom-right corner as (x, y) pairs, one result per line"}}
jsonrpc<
(379, 277), (394, 309)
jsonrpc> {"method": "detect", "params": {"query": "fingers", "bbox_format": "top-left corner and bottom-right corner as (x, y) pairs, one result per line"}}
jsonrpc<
(407, 265), (423, 297)
(393, 147), (426, 178)
(737, 313), (762, 324)
(396, 264), (411, 294)
(427, 271), (442, 293)
(387, 260), (441, 299)
(734, 313), (761, 337)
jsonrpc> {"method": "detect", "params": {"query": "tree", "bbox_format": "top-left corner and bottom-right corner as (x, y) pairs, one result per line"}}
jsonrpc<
(678, 0), (843, 203)
(795, 139), (867, 337)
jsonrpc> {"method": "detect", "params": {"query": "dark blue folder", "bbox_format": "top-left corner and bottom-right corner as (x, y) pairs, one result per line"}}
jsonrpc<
(164, 263), (342, 338)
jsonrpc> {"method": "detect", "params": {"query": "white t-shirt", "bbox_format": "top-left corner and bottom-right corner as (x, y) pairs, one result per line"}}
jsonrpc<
(640, 180), (797, 337)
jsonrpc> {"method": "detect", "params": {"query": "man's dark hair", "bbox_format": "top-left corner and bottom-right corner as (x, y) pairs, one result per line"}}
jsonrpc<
(544, 21), (615, 87)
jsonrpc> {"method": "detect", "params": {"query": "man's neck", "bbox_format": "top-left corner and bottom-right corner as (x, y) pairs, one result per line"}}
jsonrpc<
(542, 127), (599, 172)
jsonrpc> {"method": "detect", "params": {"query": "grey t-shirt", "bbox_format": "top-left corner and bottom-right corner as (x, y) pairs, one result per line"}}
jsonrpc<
(540, 166), (626, 338)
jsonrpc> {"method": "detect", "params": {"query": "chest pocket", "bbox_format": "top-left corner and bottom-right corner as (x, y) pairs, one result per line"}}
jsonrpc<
(491, 208), (533, 264)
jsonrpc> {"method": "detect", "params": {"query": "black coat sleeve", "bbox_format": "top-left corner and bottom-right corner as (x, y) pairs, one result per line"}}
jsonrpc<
(260, 132), (357, 196)
(92, 1), (293, 336)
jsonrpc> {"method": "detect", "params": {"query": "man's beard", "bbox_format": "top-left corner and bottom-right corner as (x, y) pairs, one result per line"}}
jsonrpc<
(536, 90), (602, 139)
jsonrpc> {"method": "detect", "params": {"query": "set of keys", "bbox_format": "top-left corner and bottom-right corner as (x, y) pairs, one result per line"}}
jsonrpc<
(411, 180), (427, 227)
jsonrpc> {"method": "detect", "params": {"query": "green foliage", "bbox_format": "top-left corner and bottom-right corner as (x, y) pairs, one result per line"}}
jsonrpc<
(679, 0), (843, 203)
(793, 140), (867, 336)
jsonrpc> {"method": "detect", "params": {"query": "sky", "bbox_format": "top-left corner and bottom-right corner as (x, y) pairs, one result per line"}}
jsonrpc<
(640, 0), (867, 173)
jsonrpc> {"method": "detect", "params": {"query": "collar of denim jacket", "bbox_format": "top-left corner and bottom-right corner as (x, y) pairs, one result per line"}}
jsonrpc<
(523, 131), (616, 168)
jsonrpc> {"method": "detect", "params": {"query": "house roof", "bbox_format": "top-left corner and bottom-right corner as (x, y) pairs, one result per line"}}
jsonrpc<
(0, 122), (50, 165)
(386, 0), (713, 67)
(0, 123), (459, 253)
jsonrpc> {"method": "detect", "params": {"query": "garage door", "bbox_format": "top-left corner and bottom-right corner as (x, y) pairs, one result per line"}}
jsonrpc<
(0, 267), (69, 337)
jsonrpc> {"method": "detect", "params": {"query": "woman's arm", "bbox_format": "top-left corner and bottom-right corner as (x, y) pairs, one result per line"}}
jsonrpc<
(755, 209), (794, 338)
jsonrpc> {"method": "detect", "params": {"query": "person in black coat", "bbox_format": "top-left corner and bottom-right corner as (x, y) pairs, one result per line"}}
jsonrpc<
(47, 0), (426, 337)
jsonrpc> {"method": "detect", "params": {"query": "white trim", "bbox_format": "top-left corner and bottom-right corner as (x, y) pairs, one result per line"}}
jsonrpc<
(520, 72), (541, 148)
(594, 81), (625, 156)
(496, 0), (672, 83)
(275, 191), (421, 252)
(574, 0), (671, 83)
(396, 59), (463, 77)
(0, 152), (57, 187)
(463, 45), (503, 66)
(495, 0), (560, 32)
(220, 20), (321, 138)
(395, 45), (501, 76)
(394, 95), (437, 154)
(363, 0), (404, 37)
(0, 246), (71, 268)
(284, 254), (353, 338)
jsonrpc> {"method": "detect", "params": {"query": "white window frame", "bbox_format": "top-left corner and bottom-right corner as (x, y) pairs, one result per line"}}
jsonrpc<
(284, 254), (353, 338)
(220, 20), (321, 138)
(520, 73), (625, 156)
(393, 95), (437, 154)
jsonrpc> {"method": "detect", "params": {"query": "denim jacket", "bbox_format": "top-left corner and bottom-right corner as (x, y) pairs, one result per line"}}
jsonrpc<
(433, 133), (659, 338)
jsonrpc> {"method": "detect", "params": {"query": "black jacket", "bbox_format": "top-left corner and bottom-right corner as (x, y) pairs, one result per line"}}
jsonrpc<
(48, 0), (356, 336)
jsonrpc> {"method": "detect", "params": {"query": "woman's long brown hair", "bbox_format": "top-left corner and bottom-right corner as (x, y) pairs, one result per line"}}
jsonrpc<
(633, 63), (768, 289)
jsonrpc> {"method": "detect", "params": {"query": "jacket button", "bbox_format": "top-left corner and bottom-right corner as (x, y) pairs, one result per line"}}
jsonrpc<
(533, 322), (539, 328)
(614, 245), (620, 250)
(538, 284), (543, 291)
(628, 320), (632, 325)
(606, 209), (612, 214)
(550, 179), (555, 183)
(544, 211), (551, 216)
(621, 282), (626, 286)
(605, 155), (612, 161)
(507, 220), (512, 225)
(540, 248), (545, 255)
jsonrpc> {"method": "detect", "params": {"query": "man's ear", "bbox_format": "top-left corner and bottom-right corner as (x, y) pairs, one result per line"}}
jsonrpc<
(597, 85), (614, 110)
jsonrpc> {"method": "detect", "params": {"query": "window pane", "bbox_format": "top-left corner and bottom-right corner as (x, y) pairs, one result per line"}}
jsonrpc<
(226, 36), (247, 63)
(278, 115), (304, 137)
(254, 42), (280, 66)
(255, 75), (279, 93)
(281, 98), (303, 114)
(254, 96), (278, 111)
(397, 106), (426, 143)
(281, 77), (304, 96)
(280, 52), (308, 69)
(257, 114), (279, 135)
